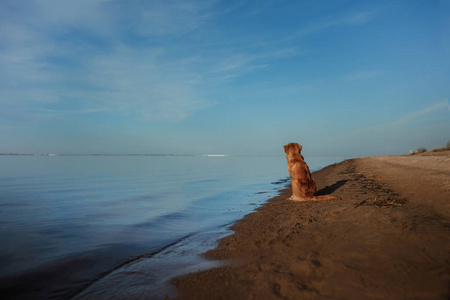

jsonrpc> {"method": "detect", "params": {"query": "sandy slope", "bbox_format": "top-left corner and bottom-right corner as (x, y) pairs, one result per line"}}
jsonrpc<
(172, 151), (450, 299)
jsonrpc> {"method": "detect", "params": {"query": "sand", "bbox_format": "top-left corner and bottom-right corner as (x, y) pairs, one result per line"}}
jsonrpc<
(172, 150), (450, 299)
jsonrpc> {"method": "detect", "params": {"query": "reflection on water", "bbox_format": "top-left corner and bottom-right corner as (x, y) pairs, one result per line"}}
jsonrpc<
(0, 155), (348, 298)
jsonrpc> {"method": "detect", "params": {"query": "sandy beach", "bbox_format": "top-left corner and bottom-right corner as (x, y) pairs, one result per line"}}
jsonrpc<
(172, 150), (450, 299)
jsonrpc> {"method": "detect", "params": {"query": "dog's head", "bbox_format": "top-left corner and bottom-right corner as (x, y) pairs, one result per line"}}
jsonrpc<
(283, 143), (303, 154)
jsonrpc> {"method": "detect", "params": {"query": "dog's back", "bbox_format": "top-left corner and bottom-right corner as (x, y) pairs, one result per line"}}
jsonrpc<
(284, 142), (339, 201)
(284, 143), (317, 199)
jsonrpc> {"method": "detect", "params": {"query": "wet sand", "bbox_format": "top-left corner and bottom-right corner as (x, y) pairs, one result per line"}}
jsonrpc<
(172, 150), (450, 299)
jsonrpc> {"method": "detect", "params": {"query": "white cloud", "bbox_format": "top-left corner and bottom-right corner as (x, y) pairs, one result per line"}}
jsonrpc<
(136, 0), (215, 36)
(345, 70), (384, 81)
(364, 100), (448, 131)
(34, 0), (107, 25)
(0, 125), (18, 130)
(282, 10), (378, 42)
(31, 0), (215, 36)
(341, 11), (376, 25)
(0, 0), (217, 122)
(0, 1), (388, 125)
(208, 48), (298, 77)
(78, 46), (216, 122)
(326, 100), (450, 155)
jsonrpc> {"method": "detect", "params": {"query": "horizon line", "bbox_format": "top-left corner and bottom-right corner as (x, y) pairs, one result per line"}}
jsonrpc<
(0, 153), (353, 158)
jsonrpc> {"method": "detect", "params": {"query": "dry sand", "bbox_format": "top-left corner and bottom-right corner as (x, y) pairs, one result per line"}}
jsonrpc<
(172, 150), (450, 299)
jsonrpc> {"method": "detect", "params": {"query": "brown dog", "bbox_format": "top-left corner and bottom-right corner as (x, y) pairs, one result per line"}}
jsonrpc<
(284, 143), (338, 201)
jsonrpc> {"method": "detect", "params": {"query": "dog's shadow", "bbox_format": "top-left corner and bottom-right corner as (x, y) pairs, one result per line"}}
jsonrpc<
(315, 180), (348, 196)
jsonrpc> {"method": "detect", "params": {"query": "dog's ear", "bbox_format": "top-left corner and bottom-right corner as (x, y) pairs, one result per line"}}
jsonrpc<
(283, 144), (289, 153)
(297, 144), (303, 153)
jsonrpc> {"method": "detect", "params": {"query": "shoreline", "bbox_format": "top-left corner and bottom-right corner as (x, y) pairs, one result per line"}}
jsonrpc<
(172, 151), (450, 299)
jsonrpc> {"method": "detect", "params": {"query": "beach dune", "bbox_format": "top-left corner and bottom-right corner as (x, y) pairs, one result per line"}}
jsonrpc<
(172, 150), (450, 299)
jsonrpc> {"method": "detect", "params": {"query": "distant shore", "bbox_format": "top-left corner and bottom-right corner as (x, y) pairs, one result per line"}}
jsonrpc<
(172, 150), (450, 299)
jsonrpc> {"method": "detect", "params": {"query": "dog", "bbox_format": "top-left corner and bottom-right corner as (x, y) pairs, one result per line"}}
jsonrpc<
(284, 143), (338, 201)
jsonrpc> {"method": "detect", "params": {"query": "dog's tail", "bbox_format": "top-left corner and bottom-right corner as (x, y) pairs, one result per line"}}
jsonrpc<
(314, 195), (339, 201)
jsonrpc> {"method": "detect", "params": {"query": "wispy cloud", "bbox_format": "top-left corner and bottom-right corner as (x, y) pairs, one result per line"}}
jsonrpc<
(386, 100), (449, 125)
(281, 10), (377, 42)
(0, 1), (388, 126)
(345, 70), (384, 81)
(358, 100), (449, 134)
(0, 0), (217, 122)
(32, 107), (111, 116)
(0, 125), (18, 130)
(341, 11), (377, 25)
(317, 100), (449, 156)
(208, 48), (298, 77)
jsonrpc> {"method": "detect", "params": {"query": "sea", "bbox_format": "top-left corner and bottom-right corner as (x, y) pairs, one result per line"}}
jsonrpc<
(0, 155), (348, 299)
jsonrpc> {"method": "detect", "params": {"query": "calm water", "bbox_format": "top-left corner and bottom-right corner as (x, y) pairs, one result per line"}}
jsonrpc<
(0, 155), (347, 299)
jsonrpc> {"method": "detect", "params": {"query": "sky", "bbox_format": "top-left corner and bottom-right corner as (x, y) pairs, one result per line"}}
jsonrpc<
(0, 0), (449, 156)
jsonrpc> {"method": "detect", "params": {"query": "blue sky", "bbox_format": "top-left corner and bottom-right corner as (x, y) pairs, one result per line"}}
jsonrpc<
(1, 0), (448, 156)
